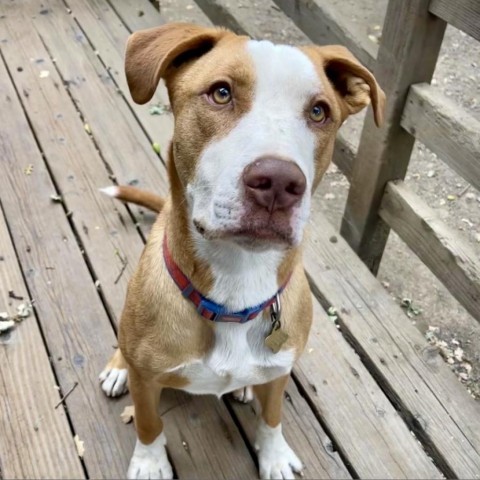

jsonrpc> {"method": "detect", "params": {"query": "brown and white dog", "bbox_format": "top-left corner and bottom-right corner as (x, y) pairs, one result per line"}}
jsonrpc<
(99, 23), (384, 480)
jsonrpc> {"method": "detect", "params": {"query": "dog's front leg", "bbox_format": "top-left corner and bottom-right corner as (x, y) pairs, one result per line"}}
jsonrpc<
(127, 367), (172, 480)
(254, 375), (303, 479)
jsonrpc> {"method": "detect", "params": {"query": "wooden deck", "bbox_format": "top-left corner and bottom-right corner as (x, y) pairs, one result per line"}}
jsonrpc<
(0, 1), (479, 478)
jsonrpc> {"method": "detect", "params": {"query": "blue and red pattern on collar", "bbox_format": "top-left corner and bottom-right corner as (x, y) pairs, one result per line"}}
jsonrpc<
(163, 236), (289, 323)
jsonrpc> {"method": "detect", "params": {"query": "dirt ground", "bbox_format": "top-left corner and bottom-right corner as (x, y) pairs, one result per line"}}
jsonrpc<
(157, 0), (480, 399)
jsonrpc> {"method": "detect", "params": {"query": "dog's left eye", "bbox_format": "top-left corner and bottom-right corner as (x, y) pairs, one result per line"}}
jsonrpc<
(209, 83), (232, 105)
(309, 103), (328, 123)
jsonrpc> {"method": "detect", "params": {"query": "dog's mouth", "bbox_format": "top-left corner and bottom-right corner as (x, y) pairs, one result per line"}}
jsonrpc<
(193, 219), (294, 249)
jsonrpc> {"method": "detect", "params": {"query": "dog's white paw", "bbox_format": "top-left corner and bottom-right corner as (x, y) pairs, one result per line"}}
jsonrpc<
(255, 420), (303, 479)
(232, 386), (254, 403)
(127, 433), (173, 480)
(99, 367), (128, 397)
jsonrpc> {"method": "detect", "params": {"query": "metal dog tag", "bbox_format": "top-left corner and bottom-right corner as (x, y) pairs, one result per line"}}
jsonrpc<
(265, 323), (289, 354)
(265, 294), (289, 354)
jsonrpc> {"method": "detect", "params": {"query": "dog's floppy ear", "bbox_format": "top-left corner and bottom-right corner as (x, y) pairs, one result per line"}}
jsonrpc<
(305, 45), (385, 127)
(125, 23), (228, 104)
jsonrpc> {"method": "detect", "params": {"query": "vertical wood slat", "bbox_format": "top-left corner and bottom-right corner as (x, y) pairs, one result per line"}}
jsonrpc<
(339, 0), (446, 273)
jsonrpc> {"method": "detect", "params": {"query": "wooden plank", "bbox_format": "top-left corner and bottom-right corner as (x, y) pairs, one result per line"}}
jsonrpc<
(430, 0), (480, 42)
(295, 300), (441, 479)
(0, 206), (85, 479)
(68, 0), (175, 155)
(229, 378), (352, 479)
(26, 0), (169, 224)
(380, 180), (480, 322)
(305, 213), (480, 478)
(0, 15), (145, 324)
(340, 0), (447, 273)
(190, 0), (355, 179)
(272, 0), (376, 71)
(401, 83), (480, 192)
(0, 42), (135, 479)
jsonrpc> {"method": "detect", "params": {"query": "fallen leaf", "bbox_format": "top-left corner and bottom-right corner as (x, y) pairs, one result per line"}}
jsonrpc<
(16, 302), (33, 319)
(50, 194), (62, 203)
(152, 142), (161, 154)
(74, 434), (85, 458)
(120, 405), (135, 424)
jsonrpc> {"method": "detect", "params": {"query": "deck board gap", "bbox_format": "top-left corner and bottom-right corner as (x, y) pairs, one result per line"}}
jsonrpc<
(289, 372), (360, 479)
(221, 397), (260, 466)
(307, 275), (458, 479)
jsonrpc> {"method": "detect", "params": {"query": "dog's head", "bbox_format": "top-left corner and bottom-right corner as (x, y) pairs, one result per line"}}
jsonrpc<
(125, 23), (385, 250)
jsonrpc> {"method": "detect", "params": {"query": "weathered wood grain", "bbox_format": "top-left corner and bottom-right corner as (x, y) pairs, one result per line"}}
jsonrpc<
(340, 0), (447, 273)
(430, 0), (480, 42)
(401, 83), (480, 192)
(26, 0), (169, 223)
(1, 16), (144, 324)
(273, 0), (376, 71)
(380, 180), (480, 322)
(0, 36), (135, 478)
(68, 0), (175, 155)
(305, 212), (480, 478)
(0, 201), (85, 479)
(295, 300), (442, 479)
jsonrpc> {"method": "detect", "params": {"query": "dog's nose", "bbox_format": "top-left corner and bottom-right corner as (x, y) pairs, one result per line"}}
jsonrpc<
(243, 158), (306, 212)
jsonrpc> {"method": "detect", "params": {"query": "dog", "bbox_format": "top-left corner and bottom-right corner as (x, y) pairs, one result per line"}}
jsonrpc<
(98, 22), (384, 480)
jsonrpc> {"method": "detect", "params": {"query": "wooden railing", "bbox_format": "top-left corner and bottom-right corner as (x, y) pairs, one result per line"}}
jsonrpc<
(196, 0), (480, 322)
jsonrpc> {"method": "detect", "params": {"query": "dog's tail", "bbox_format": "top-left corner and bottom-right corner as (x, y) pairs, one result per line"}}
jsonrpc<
(100, 185), (165, 213)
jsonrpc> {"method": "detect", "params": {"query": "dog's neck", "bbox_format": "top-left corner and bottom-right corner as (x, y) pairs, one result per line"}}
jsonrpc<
(166, 153), (299, 312)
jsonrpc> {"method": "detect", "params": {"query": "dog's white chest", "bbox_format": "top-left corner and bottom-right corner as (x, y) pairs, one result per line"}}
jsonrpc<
(172, 316), (294, 396)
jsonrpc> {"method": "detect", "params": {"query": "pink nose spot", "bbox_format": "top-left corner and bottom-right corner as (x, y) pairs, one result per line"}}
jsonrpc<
(243, 158), (306, 213)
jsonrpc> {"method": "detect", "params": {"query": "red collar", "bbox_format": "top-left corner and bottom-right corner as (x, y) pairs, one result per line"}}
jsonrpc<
(163, 236), (289, 323)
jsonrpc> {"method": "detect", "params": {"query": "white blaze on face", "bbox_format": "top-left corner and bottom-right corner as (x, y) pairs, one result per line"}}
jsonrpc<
(189, 40), (322, 242)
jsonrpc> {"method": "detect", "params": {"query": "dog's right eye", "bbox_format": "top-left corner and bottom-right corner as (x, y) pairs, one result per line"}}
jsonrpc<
(209, 83), (232, 105)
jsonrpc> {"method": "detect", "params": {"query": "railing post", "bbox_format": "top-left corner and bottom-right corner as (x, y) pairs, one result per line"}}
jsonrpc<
(340, 0), (446, 274)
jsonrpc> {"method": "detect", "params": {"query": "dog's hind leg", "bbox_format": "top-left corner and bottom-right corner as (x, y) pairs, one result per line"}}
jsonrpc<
(232, 385), (254, 403)
(99, 348), (129, 397)
(127, 369), (172, 480)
